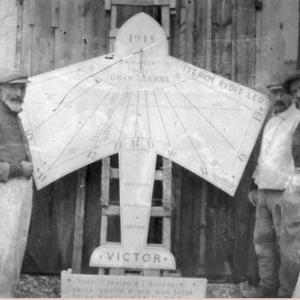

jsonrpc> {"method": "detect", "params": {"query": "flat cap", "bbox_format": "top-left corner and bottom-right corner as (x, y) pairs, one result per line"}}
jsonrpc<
(0, 67), (29, 84)
(267, 83), (284, 92)
(283, 69), (300, 90)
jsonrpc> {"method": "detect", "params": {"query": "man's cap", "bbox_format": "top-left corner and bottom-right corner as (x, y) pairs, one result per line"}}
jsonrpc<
(283, 70), (300, 90)
(0, 67), (30, 84)
(267, 83), (284, 92)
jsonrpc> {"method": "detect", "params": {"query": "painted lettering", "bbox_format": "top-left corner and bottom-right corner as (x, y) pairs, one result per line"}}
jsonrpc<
(123, 253), (130, 262)
(253, 111), (262, 121)
(218, 80), (243, 95)
(182, 64), (215, 83)
(102, 251), (163, 264)
(142, 253), (151, 262)
(107, 252), (114, 261)
(153, 254), (160, 263)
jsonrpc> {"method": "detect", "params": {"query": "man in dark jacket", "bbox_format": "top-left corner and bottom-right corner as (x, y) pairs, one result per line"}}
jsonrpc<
(0, 68), (33, 297)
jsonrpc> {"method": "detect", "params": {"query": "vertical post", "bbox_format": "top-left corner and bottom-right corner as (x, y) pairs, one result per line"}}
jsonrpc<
(72, 167), (87, 273)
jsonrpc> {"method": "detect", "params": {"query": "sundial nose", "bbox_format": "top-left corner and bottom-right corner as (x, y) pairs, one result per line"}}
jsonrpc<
(114, 12), (168, 58)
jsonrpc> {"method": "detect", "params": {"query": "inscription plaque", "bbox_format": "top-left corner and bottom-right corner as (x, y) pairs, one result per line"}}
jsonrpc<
(61, 270), (207, 298)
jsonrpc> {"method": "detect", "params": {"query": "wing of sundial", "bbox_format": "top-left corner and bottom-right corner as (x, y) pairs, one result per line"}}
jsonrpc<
(20, 13), (269, 269)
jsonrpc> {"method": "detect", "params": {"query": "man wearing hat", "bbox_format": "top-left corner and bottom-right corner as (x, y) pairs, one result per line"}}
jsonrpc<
(247, 76), (300, 298)
(0, 67), (33, 297)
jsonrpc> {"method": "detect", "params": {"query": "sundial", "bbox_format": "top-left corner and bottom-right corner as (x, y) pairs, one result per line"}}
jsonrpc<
(20, 13), (269, 270)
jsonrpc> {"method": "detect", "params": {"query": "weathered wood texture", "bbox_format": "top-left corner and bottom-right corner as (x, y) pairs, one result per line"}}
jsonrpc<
(0, 1), (18, 68)
(0, 0), (296, 281)
(255, 0), (299, 85)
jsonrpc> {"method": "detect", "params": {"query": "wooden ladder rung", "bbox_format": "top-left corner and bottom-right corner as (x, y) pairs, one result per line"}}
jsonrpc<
(102, 205), (172, 217)
(109, 0), (172, 8)
(110, 167), (163, 180)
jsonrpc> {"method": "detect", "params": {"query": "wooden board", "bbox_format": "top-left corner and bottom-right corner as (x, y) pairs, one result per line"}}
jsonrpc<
(61, 270), (207, 298)
(256, 0), (299, 85)
(0, 1), (18, 69)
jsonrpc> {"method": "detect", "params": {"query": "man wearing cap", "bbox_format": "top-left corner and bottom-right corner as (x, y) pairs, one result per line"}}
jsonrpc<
(0, 68), (33, 297)
(247, 77), (300, 298)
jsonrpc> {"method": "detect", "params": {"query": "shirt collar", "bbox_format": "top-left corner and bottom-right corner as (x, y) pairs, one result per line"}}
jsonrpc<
(274, 103), (297, 120)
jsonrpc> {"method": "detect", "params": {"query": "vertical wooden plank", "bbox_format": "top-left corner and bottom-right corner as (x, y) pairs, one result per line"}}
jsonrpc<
(15, 0), (24, 68)
(20, 0), (32, 74)
(255, 0), (299, 85)
(161, 6), (170, 36)
(171, 164), (182, 267)
(81, 161), (102, 274)
(22, 0), (62, 274)
(51, 0), (60, 28)
(193, 0), (207, 69)
(212, 0), (233, 78)
(55, 0), (85, 68)
(206, 0), (212, 71)
(162, 158), (172, 249)
(179, 170), (200, 276)
(178, 6), (187, 60)
(197, 180), (207, 276)
(0, 0), (18, 69)
(105, 0), (112, 11)
(81, 0), (109, 275)
(234, 0), (258, 282)
(30, 0), (55, 75)
(84, 0), (108, 59)
(53, 0), (86, 270)
(72, 167), (87, 273)
(101, 158), (111, 207)
(109, 5), (118, 52)
(184, 0), (194, 63)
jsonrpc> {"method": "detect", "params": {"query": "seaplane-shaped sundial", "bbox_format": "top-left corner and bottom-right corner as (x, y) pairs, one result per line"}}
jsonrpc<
(20, 13), (269, 270)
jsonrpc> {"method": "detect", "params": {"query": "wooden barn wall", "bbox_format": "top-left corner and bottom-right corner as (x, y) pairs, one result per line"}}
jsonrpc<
(0, 0), (298, 281)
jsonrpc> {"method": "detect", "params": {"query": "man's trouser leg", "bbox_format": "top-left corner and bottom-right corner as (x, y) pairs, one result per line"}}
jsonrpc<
(278, 187), (300, 297)
(254, 189), (282, 296)
(0, 178), (32, 297)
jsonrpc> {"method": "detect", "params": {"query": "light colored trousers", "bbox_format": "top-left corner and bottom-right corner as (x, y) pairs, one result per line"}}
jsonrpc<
(0, 178), (32, 297)
(254, 189), (282, 295)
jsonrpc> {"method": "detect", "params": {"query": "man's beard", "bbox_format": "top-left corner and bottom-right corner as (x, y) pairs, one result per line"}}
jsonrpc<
(274, 100), (291, 114)
(2, 97), (23, 114)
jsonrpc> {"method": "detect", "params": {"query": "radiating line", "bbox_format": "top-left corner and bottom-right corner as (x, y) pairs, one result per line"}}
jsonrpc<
(52, 48), (146, 111)
(173, 85), (235, 150)
(35, 79), (104, 129)
(135, 91), (140, 137)
(46, 87), (115, 171)
(145, 90), (152, 140)
(94, 91), (125, 147)
(153, 91), (171, 147)
(118, 88), (131, 141)
(162, 90), (207, 171)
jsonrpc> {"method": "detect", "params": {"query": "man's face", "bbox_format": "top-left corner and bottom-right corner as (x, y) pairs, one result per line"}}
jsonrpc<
(270, 88), (292, 114)
(290, 78), (300, 108)
(0, 83), (26, 113)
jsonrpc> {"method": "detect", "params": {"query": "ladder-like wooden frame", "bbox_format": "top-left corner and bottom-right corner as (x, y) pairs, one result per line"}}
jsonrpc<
(98, 0), (176, 276)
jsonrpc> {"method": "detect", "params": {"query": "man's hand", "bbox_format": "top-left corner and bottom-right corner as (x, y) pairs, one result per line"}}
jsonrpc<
(248, 189), (258, 207)
(21, 161), (33, 179)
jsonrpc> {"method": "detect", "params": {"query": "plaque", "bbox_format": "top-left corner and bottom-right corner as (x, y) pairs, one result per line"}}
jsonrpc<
(61, 270), (207, 298)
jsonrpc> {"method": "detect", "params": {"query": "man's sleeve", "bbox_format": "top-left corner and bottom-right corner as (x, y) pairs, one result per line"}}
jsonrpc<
(292, 122), (300, 168)
(0, 162), (9, 182)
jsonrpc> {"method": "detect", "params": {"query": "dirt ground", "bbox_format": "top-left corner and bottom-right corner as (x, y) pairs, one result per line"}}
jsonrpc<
(15, 274), (259, 298)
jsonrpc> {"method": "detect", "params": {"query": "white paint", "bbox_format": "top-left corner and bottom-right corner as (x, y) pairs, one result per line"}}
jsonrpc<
(20, 12), (269, 196)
